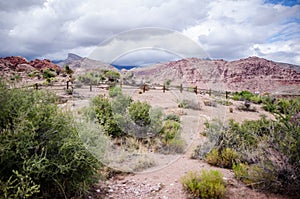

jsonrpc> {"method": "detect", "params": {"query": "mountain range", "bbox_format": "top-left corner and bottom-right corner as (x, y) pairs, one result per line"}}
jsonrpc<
(1, 53), (299, 94)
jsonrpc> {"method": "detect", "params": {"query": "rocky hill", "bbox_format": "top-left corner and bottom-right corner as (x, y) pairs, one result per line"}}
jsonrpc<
(57, 53), (116, 71)
(0, 56), (61, 72)
(0, 56), (62, 82)
(129, 57), (300, 94)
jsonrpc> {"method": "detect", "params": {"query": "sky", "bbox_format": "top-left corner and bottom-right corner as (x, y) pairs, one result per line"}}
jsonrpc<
(0, 0), (300, 66)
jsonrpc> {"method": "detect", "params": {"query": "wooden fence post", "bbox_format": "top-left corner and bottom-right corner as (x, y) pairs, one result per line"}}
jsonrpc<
(90, 84), (92, 92)
(226, 91), (229, 99)
(143, 84), (146, 93)
(163, 85), (166, 93)
(194, 86), (198, 95)
(180, 84), (183, 93)
(209, 89), (211, 96)
(67, 81), (69, 90)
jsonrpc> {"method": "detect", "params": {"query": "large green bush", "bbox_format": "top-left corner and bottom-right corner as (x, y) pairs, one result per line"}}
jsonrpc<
(0, 82), (100, 198)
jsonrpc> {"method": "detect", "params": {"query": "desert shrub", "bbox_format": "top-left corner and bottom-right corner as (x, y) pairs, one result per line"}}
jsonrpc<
(65, 65), (74, 75)
(158, 120), (185, 154)
(178, 99), (201, 110)
(249, 95), (262, 104)
(192, 120), (224, 160)
(0, 83), (100, 198)
(165, 114), (180, 122)
(195, 97), (300, 195)
(111, 93), (132, 114)
(206, 148), (238, 168)
(42, 68), (56, 79)
(165, 137), (185, 153)
(78, 71), (102, 84)
(233, 163), (276, 190)
(181, 170), (225, 199)
(103, 70), (120, 82)
(205, 148), (220, 166)
(27, 70), (40, 78)
(129, 101), (151, 126)
(161, 120), (180, 143)
(232, 90), (254, 101)
(262, 97), (277, 112)
(92, 95), (124, 137)
(109, 86), (122, 98)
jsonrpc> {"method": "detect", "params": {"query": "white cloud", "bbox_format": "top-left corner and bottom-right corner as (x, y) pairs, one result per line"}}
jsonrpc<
(0, 0), (299, 65)
(183, 0), (300, 64)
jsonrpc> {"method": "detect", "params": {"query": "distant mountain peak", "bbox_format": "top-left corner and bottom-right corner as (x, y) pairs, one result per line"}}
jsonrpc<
(67, 53), (82, 61)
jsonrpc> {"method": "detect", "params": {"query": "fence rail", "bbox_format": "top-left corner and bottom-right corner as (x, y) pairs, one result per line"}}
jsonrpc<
(12, 81), (300, 98)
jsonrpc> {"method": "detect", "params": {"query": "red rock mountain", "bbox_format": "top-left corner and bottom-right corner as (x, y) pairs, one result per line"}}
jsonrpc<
(0, 56), (61, 73)
(130, 57), (300, 94)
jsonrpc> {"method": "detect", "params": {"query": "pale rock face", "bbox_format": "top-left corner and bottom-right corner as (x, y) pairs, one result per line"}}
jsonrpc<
(129, 57), (300, 94)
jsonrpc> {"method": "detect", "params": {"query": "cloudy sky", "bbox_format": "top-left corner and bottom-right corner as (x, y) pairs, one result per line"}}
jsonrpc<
(0, 0), (300, 65)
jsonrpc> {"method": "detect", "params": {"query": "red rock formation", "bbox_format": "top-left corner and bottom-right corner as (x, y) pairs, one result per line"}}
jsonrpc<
(29, 59), (61, 72)
(0, 56), (62, 73)
(130, 56), (300, 94)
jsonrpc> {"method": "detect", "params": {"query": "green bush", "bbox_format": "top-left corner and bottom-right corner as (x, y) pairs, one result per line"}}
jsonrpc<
(129, 101), (151, 126)
(92, 95), (124, 137)
(231, 90), (254, 101)
(103, 70), (120, 82)
(157, 120), (185, 154)
(262, 97), (277, 112)
(161, 120), (181, 144)
(0, 82), (100, 198)
(78, 71), (102, 84)
(111, 93), (132, 114)
(233, 163), (276, 190)
(109, 86), (122, 98)
(249, 95), (262, 104)
(42, 68), (56, 79)
(181, 170), (225, 199)
(205, 148), (238, 168)
(165, 114), (180, 123)
(196, 97), (300, 196)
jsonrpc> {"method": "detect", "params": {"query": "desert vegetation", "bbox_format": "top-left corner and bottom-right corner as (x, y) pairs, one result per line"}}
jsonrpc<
(1, 56), (299, 199)
(0, 81), (101, 198)
(181, 169), (225, 199)
(193, 95), (300, 196)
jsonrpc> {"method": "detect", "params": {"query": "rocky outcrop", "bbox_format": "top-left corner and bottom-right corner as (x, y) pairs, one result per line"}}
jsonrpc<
(29, 59), (61, 72)
(57, 53), (116, 71)
(57, 53), (82, 67)
(0, 56), (62, 82)
(0, 56), (62, 72)
(130, 56), (300, 94)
